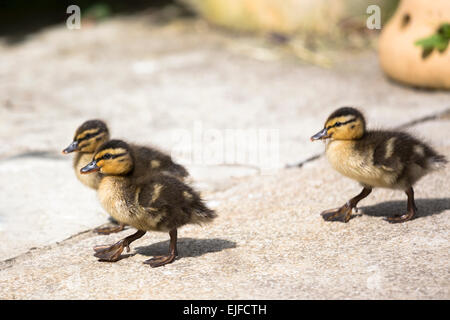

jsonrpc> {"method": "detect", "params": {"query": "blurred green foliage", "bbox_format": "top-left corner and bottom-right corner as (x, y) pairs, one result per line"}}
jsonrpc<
(83, 2), (113, 21)
(415, 23), (450, 59)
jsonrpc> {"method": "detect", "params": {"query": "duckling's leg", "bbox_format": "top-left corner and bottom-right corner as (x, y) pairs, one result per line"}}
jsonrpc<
(144, 228), (178, 268)
(385, 187), (417, 223)
(93, 230), (146, 262)
(94, 223), (126, 235)
(321, 187), (372, 222)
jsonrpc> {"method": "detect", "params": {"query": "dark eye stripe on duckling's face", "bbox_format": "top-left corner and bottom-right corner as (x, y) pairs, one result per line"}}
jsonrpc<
(75, 128), (99, 141)
(94, 147), (133, 175)
(325, 115), (365, 140)
(75, 129), (108, 152)
(94, 148), (128, 161)
(96, 152), (127, 161)
(326, 117), (356, 130)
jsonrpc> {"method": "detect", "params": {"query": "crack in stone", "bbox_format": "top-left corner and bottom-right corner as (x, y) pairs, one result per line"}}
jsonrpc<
(0, 228), (96, 267)
(0, 150), (64, 162)
(286, 154), (322, 169)
(0, 257), (16, 271)
(395, 107), (450, 129)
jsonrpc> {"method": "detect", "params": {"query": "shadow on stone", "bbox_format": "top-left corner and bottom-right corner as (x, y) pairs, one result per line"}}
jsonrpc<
(360, 198), (450, 220)
(0, 150), (63, 162)
(135, 237), (236, 258)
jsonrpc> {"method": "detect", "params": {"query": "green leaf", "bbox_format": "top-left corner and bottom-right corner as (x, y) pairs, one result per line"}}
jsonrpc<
(421, 47), (433, 59)
(437, 23), (450, 39)
(83, 3), (112, 20)
(415, 23), (450, 58)
(436, 41), (449, 53)
(415, 34), (444, 48)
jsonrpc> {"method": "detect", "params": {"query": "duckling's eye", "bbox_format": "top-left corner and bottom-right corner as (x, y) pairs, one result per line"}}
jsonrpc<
(335, 122), (342, 127)
(103, 153), (112, 160)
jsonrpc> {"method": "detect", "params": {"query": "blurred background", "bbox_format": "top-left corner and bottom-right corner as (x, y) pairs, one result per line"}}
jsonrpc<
(0, 0), (449, 260)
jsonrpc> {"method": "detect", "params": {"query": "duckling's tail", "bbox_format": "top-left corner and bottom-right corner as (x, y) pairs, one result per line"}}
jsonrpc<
(191, 200), (217, 225)
(430, 154), (447, 170)
(172, 163), (189, 178)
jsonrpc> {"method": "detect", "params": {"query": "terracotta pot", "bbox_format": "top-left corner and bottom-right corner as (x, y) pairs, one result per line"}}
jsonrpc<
(378, 0), (450, 89)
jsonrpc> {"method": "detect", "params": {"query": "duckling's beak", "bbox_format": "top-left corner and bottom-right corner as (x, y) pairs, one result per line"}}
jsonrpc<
(62, 141), (79, 154)
(80, 160), (100, 174)
(310, 128), (330, 141)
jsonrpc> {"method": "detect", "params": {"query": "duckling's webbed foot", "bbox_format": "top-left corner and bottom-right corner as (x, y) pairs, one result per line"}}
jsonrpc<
(143, 229), (178, 268)
(93, 230), (146, 262)
(321, 187), (372, 223)
(94, 223), (126, 235)
(144, 254), (177, 268)
(384, 211), (415, 223)
(93, 241), (126, 261)
(321, 203), (353, 222)
(384, 187), (416, 223)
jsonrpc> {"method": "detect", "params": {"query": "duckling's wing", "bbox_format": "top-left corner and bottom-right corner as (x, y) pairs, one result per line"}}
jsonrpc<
(372, 143), (403, 172)
(371, 131), (444, 172)
(136, 175), (188, 209)
(137, 180), (169, 210)
(135, 175), (214, 230)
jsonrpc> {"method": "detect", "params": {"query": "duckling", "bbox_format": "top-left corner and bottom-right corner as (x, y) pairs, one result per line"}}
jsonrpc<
(62, 120), (110, 189)
(311, 106), (447, 223)
(62, 120), (190, 234)
(80, 139), (216, 267)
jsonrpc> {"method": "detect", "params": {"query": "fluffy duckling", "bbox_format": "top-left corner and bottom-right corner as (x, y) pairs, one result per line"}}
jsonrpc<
(62, 120), (190, 234)
(80, 140), (217, 267)
(62, 120), (124, 234)
(62, 119), (110, 190)
(311, 107), (447, 223)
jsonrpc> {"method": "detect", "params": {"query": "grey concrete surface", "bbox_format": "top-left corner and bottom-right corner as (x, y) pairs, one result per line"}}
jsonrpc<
(0, 14), (449, 299)
(1, 146), (448, 299)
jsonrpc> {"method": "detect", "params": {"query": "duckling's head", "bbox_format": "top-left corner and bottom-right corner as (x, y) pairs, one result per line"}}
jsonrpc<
(80, 139), (134, 176)
(311, 107), (366, 141)
(62, 120), (109, 154)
